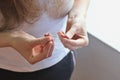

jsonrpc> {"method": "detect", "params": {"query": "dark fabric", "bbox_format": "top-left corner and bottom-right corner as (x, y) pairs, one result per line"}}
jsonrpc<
(0, 51), (74, 80)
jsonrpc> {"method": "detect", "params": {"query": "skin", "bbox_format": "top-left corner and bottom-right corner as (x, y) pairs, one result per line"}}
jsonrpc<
(0, 31), (54, 64)
(10, 32), (54, 64)
(58, 0), (90, 50)
(0, 0), (90, 64)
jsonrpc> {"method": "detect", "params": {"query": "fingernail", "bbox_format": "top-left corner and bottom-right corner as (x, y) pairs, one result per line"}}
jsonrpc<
(44, 33), (50, 36)
(59, 31), (64, 35)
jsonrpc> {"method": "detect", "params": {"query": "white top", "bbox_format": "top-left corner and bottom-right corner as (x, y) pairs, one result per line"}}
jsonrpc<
(0, 0), (74, 72)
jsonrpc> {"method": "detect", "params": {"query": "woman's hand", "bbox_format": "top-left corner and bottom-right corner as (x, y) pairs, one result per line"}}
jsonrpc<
(58, 14), (89, 50)
(58, 0), (90, 50)
(10, 31), (54, 64)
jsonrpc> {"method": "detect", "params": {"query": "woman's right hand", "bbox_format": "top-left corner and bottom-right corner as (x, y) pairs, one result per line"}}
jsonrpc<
(9, 31), (54, 64)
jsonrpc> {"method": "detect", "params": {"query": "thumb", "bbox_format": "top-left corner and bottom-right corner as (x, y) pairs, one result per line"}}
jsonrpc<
(31, 37), (51, 47)
(66, 27), (76, 39)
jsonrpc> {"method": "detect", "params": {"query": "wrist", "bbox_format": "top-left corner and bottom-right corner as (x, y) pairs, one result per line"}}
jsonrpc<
(0, 31), (14, 47)
(69, 0), (89, 19)
(69, 9), (86, 19)
(68, 11), (86, 25)
(8, 30), (25, 47)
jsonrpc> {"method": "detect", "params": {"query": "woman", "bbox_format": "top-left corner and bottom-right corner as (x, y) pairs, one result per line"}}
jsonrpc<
(0, 0), (89, 80)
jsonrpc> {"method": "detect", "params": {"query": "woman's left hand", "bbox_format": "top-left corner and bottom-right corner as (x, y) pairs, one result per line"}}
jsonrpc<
(58, 13), (89, 50)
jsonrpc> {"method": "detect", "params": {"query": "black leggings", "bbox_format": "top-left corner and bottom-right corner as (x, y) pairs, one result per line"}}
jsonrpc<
(0, 51), (75, 80)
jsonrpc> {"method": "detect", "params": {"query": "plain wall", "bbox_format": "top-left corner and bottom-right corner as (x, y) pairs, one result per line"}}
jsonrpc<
(71, 34), (120, 80)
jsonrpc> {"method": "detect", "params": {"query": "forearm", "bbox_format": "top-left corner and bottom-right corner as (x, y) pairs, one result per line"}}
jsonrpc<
(0, 31), (12, 47)
(67, 0), (90, 41)
(69, 0), (90, 17)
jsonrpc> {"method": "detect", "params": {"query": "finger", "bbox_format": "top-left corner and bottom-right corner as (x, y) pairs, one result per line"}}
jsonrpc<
(58, 31), (69, 39)
(44, 33), (54, 43)
(58, 32), (69, 45)
(43, 41), (54, 58)
(32, 45), (42, 57)
(61, 38), (82, 50)
(58, 35), (76, 50)
(46, 41), (54, 57)
(58, 33), (74, 49)
(29, 44), (49, 64)
(58, 34), (88, 50)
(44, 33), (50, 36)
(66, 25), (77, 39)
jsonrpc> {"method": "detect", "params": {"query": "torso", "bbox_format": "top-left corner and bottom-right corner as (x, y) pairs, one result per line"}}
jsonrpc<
(0, 0), (74, 72)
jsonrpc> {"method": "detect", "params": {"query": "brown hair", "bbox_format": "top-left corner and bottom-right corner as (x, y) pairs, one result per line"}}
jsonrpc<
(0, 0), (40, 31)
